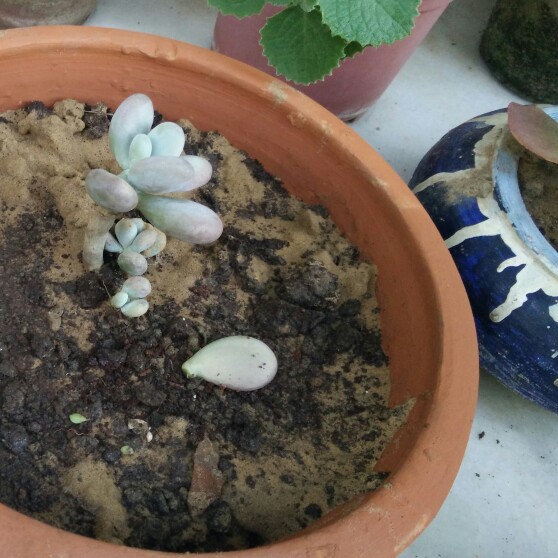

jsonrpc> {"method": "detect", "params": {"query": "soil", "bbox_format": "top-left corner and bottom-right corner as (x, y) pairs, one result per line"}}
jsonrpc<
(0, 100), (411, 553)
(518, 152), (558, 250)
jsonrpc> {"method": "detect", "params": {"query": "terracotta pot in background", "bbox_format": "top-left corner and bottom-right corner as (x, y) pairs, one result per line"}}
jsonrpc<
(213, 0), (452, 120)
(0, 26), (477, 558)
(0, 0), (96, 28)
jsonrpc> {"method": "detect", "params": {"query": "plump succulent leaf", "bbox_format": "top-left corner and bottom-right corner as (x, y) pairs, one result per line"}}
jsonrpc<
(127, 156), (197, 194)
(148, 122), (186, 157)
(182, 336), (278, 391)
(137, 193), (224, 244)
(129, 229), (158, 253)
(115, 218), (140, 249)
(109, 93), (154, 169)
(508, 103), (558, 164)
(261, 6), (347, 84)
(129, 133), (153, 166)
(105, 232), (123, 253)
(207, 0), (266, 17)
(320, 0), (421, 46)
(181, 155), (213, 189)
(130, 218), (146, 233)
(121, 299), (149, 318)
(141, 224), (167, 257)
(86, 169), (139, 213)
(117, 250), (148, 276)
(111, 291), (129, 308)
(122, 276), (152, 299)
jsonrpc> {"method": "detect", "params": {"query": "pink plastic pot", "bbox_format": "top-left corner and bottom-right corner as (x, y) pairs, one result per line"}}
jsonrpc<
(213, 0), (452, 120)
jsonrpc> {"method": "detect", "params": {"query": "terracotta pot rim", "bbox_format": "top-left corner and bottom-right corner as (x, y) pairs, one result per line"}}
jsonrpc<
(0, 26), (478, 557)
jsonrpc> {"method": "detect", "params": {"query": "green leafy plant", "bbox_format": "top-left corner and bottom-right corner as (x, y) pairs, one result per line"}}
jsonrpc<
(208, 0), (421, 84)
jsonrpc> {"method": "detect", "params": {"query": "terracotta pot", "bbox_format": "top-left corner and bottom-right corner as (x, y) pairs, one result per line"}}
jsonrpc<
(0, 0), (97, 28)
(0, 26), (477, 558)
(213, 0), (453, 120)
(410, 107), (558, 413)
(480, 0), (558, 103)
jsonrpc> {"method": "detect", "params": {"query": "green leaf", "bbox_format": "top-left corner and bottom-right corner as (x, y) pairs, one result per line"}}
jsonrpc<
(508, 103), (558, 164)
(269, 0), (293, 5)
(261, 6), (347, 84)
(344, 41), (365, 58)
(298, 0), (319, 11)
(69, 413), (88, 424)
(120, 445), (134, 455)
(206, 0), (266, 17)
(319, 0), (421, 46)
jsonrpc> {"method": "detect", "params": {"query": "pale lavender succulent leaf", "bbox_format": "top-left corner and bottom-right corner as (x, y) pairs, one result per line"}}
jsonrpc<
(86, 169), (138, 213)
(130, 218), (146, 233)
(141, 225), (167, 257)
(105, 232), (123, 253)
(129, 133), (153, 166)
(117, 250), (148, 276)
(137, 193), (223, 244)
(122, 276), (152, 299)
(181, 155), (213, 189)
(121, 299), (149, 318)
(111, 291), (129, 309)
(181, 336), (278, 391)
(109, 93), (154, 169)
(148, 122), (185, 157)
(127, 156), (196, 194)
(115, 218), (139, 249)
(129, 229), (158, 253)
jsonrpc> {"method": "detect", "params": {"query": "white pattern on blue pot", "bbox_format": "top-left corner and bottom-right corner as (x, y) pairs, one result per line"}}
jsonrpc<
(410, 106), (558, 413)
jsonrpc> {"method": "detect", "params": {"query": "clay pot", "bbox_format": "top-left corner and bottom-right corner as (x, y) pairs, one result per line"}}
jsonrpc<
(213, 0), (453, 120)
(480, 0), (558, 103)
(410, 107), (558, 413)
(0, 0), (96, 28)
(0, 26), (477, 558)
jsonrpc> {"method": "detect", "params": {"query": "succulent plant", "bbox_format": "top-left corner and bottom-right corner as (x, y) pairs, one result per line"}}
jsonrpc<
(111, 276), (152, 318)
(86, 93), (223, 244)
(82, 93), (225, 319)
(104, 217), (166, 275)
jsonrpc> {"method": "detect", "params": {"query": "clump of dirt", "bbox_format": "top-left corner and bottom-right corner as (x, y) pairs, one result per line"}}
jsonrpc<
(518, 152), (558, 250)
(0, 100), (411, 553)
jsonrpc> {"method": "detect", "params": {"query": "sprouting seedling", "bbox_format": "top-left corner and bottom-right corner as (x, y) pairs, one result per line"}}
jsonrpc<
(182, 336), (278, 391)
(508, 103), (558, 165)
(69, 413), (88, 425)
(111, 276), (152, 318)
(105, 217), (166, 276)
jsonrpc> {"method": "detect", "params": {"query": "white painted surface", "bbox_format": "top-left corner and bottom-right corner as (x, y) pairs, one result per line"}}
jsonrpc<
(85, 1), (558, 556)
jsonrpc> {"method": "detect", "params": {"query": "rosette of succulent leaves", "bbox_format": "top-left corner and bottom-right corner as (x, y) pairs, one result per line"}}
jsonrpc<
(83, 93), (223, 319)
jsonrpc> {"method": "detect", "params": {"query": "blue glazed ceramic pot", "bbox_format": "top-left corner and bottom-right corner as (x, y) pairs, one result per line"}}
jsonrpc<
(410, 106), (558, 413)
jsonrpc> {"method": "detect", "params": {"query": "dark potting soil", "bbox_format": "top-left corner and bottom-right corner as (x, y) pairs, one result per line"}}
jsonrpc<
(518, 153), (558, 251)
(0, 100), (411, 553)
